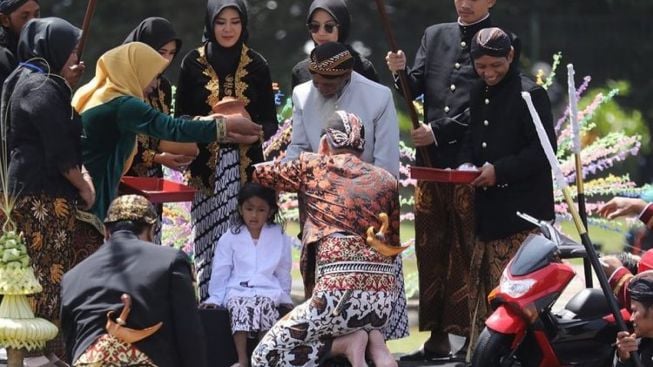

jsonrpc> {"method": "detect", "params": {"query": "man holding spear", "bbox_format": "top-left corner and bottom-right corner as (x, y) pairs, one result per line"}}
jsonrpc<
(385, 0), (495, 360)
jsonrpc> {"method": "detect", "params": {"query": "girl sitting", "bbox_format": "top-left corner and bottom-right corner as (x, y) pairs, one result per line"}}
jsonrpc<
(205, 182), (293, 367)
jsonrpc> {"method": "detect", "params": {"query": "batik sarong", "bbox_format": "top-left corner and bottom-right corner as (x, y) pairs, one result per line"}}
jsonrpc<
(191, 147), (240, 301)
(414, 181), (475, 336)
(227, 295), (279, 333)
(252, 235), (395, 366)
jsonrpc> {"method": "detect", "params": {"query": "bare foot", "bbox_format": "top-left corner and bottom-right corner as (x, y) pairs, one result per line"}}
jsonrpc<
(331, 329), (369, 367)
(367, 329), (397, 367)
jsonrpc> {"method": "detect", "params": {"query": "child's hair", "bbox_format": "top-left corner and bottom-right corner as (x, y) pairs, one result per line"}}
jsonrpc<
(230, 182), (282, 234)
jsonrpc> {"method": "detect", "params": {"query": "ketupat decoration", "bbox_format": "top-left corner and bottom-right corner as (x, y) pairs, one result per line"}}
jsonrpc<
(0, 226), (59, 360)
(0, 231), (41, 294)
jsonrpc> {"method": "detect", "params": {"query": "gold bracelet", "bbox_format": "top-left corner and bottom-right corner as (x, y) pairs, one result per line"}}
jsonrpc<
(215, 116), (227, 142)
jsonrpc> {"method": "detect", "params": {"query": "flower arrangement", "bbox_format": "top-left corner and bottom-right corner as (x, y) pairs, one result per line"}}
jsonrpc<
(543, 56), (642, 230)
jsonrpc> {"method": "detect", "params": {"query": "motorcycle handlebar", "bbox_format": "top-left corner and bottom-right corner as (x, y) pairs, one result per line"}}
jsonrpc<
(516, 211), (587, 259)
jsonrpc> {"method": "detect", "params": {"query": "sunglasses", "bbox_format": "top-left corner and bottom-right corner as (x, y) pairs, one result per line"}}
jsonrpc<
(307, 22), (338, 34)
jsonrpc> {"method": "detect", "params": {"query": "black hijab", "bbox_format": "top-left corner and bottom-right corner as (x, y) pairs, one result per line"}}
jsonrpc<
(203, 0), (248, 78)
(17, 17), (80, 73)
(0, 0), (34, 14)
(123, 17), (182, 58)
(0, 0), (38, 49)
(307, 0), (350, 42)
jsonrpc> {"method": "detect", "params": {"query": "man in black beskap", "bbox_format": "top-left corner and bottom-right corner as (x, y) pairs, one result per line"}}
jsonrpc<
(61, 195), (207, 367)
(385, 0), (495, 360)
(0, 0), (39, 91)
(458, 27), (556, 347)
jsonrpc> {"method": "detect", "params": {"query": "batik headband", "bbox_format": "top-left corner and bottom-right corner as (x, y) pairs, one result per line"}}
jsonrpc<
(104, 195), (158, 224)
(309, 42), (353, 76)
(326, 110), (365, 152)
(471, 27), (512, 60)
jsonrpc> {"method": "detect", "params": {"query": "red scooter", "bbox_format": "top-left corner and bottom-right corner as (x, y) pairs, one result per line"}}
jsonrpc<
(472, 213), (628, 367)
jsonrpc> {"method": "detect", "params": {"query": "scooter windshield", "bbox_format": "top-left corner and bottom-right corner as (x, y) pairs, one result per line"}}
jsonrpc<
(510, 234), (558, 276)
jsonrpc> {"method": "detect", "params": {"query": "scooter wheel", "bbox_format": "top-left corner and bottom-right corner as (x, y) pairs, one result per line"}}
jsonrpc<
(472, 328), (518, 367)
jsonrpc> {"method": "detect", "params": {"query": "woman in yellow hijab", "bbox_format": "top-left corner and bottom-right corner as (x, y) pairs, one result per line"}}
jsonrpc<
(73, 42), (261, 221)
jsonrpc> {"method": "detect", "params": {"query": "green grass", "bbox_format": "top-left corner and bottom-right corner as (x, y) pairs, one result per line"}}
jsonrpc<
(283, 218), (633, 353)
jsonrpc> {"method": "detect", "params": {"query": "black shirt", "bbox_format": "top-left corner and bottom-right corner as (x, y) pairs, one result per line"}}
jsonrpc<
(399, 17), (492, 168)
(3, 67), (81, 199)
(459, 68), (556, 240)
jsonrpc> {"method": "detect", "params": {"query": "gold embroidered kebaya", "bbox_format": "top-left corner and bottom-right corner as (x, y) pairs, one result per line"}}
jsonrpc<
(190, 44), (254, 194)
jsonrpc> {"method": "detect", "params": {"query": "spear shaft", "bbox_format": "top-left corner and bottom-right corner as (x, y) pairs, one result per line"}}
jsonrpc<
(77, 0), (97, 60)
(568, 64), (593, 288)
(374, 0), (431, 167)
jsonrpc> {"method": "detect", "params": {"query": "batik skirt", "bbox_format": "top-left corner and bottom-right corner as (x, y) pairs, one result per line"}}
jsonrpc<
(251, 290), (393, 367)
(74, 334), (156, 366)
(227, 295), (279, 333)
(414, 181), (475, 336)
(300, 236), (409, 339)
(12, 194), (77, 322)
(468, 228), (538, 350)
(252, 235), (397, 366)
(191, 147), (241, 301)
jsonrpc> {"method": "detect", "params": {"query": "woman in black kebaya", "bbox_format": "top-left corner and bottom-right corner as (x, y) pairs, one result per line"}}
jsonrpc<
(175, 0), (278, 302)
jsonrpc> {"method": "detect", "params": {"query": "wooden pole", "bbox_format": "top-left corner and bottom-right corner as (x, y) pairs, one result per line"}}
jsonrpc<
(77, 0), (97, 60)
(374, 0), (432, 167)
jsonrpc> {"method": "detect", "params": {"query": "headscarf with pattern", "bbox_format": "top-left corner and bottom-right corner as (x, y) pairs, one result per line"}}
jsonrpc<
(104, 194), (158, 224)
(308, 41), (353, 77)
(325, 110), (365, 152)
(470, 27), (512, 60)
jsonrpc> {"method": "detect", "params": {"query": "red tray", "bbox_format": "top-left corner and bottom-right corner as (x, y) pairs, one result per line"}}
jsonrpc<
(410, 166), (480, 184)
(120, 176), (197, 203)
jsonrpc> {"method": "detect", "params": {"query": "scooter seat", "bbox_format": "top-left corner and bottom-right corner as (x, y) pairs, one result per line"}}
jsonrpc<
(565, 288), (611, 319)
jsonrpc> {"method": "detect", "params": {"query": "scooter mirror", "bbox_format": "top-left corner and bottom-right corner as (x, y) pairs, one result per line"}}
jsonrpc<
(516, 211), (557, 243)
